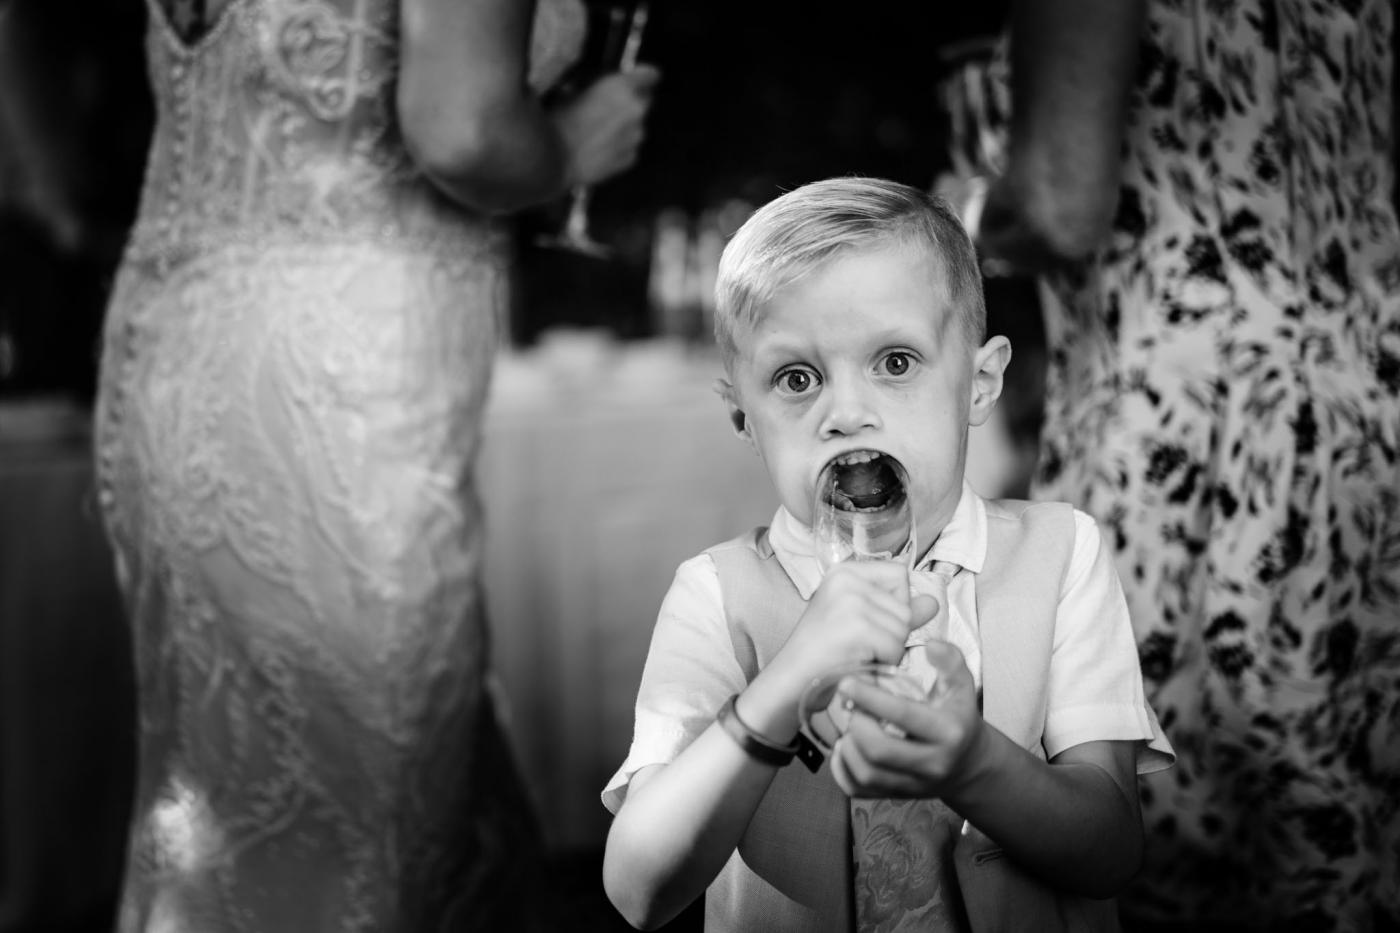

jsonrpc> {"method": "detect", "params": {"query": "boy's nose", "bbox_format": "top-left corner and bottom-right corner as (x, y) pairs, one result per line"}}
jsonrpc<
(818, 381), (882, 437)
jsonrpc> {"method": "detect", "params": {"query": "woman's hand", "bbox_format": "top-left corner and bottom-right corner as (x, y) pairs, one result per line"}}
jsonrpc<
(975, 172), (1067, 278)
(551, 65), (661, 188)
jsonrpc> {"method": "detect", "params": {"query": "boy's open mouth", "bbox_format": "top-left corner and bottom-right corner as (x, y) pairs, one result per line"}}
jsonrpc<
(822, 450), (907, 512)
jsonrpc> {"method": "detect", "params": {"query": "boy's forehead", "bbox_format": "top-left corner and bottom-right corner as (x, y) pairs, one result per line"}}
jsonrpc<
(790, 239), (950, 300)
(754, 243), (957, 328)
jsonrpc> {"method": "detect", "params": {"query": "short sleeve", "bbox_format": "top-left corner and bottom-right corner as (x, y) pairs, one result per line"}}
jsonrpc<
(1043, 510), (1176, 774)
(600, 553), (749, 814)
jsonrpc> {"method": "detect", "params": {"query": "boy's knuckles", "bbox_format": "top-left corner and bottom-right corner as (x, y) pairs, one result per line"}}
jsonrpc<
(839, 747), (876, 785)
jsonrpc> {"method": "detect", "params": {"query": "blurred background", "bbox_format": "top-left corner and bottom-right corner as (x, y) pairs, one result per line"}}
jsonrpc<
(0, 1), (1034, 930)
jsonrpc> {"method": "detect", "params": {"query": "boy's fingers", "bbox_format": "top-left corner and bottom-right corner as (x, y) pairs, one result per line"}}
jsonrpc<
(838, 717), (940, 795)
(922, 640), (975, 697)
(837, 676), (906, 718)
(908, 594), (939, 630)
(922, 639), (969, 675)
(861, 587), (914, 627)
(836, 676), (933, 739)
(839, 559), (910, 594)
(831, 734), (909, 798)
(829, 738), (860, 795)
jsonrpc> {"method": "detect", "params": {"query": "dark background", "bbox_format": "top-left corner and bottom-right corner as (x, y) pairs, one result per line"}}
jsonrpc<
(518, 0), (1007, 341)
(0, 0), (1010, 399)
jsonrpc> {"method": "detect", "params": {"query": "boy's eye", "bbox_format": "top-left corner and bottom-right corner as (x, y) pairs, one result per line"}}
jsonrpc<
(776, 368), (817, 394)
(881, 352), (912, 376)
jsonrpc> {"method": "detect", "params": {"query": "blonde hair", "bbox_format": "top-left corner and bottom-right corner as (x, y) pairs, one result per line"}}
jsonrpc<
(714, 177), (984, 368)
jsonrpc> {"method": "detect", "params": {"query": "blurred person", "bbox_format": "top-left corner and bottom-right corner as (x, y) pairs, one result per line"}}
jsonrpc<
(1, 6), (145, 933)
(0, 1), (85, 255)
(0, 0), (149, 400)
(602, 177), (1172, 931)
(91, 0), (658, 929)
(978, 0), (1400, 928)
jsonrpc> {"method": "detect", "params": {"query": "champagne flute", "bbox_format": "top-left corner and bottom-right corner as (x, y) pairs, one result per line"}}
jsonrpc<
(536, 1), (650, 258)
(797, 455), (932, 753)
(809, 455), (917, 571)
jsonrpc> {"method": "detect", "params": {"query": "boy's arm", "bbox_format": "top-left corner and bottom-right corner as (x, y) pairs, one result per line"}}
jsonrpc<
(603, 635), (872, 930)
(604, 557), (938, 929)
(602, 698), (789, 931)
(833, 510), (1166, 898)
(960, 734), (1142, 896)
(600, 553), (774, 931)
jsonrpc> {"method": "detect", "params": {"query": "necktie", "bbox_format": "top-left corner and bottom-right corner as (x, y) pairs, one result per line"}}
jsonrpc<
(850, 561), (971, 932)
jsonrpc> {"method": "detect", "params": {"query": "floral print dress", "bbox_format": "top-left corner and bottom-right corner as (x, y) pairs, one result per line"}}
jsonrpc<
(1030, 1), (1400, 928)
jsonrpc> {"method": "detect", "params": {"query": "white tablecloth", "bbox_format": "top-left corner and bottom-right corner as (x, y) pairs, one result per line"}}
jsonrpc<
(480, 335), (777, 849)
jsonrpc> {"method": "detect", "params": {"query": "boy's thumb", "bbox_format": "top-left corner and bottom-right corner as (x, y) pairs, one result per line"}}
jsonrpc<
(909, 594), (940, 630)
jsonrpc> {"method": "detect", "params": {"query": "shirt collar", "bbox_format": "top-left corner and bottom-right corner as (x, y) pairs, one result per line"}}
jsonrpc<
(768, 481), (988, 600)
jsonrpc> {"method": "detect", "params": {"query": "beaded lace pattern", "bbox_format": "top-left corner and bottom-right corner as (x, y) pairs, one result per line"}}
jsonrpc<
(93, 0), (583, 928)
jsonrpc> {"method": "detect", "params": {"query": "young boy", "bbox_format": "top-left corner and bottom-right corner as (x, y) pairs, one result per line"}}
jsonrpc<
(601, 177), (1174, 932)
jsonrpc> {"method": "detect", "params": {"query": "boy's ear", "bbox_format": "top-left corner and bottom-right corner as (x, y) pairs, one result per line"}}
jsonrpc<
(968, 336), (1012, 428)
(714, 378), (755, 447)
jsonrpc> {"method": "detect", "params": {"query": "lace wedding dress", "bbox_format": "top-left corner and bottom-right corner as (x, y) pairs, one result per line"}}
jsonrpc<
(93, 0), (584, 929)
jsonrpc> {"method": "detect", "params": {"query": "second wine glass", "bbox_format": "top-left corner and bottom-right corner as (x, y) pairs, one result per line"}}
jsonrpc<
(537, 1), (650, 258)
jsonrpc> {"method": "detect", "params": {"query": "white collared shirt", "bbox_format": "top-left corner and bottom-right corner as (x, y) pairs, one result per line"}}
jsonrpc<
(602, 483), (1172, 814)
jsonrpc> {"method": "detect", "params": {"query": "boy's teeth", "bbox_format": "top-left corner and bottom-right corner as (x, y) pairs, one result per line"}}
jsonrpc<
(837, 451), (878, 465)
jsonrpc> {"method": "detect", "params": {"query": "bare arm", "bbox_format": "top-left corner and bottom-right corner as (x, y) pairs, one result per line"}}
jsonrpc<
(603, 562), (938, 929)
(980, 0), (1147, 267)
(604, 639), (855, 929)
(397, 0), (569, 214)
(602, 723), (784, 931)
(954, 736), (1142, 897)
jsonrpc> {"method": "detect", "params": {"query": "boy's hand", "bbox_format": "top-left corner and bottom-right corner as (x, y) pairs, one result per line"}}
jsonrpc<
(770, 561), (936, 690)
(733, 561), (936, 748)
(828, 640), (986, 799)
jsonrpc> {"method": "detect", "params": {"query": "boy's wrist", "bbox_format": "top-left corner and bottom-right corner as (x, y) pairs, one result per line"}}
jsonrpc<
(733, 674), (803, 748)
(940, 717), (1003, 807)
(717, 695), (799, 767)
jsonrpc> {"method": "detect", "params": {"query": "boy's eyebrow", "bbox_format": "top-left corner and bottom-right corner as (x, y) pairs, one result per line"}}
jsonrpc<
(747, 323), (939, 372)
(863, 324), (930, 346)
(747, 336), (810, 365)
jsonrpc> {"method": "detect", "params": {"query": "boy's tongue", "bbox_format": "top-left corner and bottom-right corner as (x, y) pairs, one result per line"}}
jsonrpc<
(834, 457), (899, 510)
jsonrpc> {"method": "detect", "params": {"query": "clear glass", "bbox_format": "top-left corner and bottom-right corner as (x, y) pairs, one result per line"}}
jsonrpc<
(796, 662), (931, 754)
(809, 456), (917, 572)
(798, 455), (930, 750)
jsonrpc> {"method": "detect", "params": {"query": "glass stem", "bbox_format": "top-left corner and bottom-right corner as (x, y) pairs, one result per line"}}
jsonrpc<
(565, 186), (593, 241)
